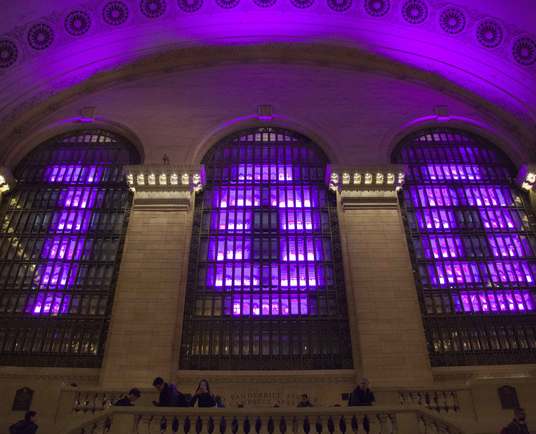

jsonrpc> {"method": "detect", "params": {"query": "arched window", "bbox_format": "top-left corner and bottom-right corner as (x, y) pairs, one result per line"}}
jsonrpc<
(0, 129), (140, 367)
(180, 127), (352, 369)
(394, 128), (536, 366)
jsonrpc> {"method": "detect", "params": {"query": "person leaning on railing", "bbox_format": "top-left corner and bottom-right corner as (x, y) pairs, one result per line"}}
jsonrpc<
(501, 408), (530, 434)
(348, 378), (375, 434)
(152, 377), (189, 407)
(114, 388), (141, 406)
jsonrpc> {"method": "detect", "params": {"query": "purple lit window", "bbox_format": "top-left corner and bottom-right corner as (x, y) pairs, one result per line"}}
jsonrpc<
(180, 127), (352, 370)
(0, 129), (139, 367)
(395, 128), (536, 366)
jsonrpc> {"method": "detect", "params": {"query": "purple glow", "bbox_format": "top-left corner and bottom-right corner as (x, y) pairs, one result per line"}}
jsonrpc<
(25, 162), (108, 315)
(424, 164), (482, 181)
(204, 151), (329, 317)
(453, 290), (535, 313)
(402, 152), (536, 316)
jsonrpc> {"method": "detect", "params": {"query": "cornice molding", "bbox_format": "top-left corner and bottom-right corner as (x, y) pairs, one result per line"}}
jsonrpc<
(0, 42), (535, 167)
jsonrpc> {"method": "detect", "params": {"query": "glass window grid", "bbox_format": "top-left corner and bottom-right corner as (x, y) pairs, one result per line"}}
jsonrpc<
(394, 128), (536, 366)
(0, 129), (139, 367)
(180, 128), (352, 370)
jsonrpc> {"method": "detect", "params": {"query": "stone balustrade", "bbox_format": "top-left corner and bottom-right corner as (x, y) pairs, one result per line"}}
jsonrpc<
(65, 406), (465, 434)
(398, 389), (461, 413)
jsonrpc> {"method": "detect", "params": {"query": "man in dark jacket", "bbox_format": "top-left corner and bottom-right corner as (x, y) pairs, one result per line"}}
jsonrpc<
(9, 411), (38, 434)
(501, 408), (529, 434)
(152, 377), (188, 407)
(348, 378), (375, 433)
(114, 388), (141, 406)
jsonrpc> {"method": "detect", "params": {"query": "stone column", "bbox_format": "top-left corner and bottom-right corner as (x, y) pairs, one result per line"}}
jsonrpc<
(100, 165), (203, 388)
(330, 167), (433, 387)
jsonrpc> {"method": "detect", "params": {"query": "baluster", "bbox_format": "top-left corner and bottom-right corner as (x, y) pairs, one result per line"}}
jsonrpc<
(432, 392), (440, 413)
(278, 416), (287, 434)
(350, 415), (358, 434)
(219, 416), (227, 434)
(231, 417), (239, 434)
(208, 417), (215, 434)
(451, 392), (460, 413)
(161, 416), (169, 433)
(133, 414), (142, 434)
(244, 417), (251, 434)
(327, 417), (334, 434)
(254, 417), (262, 434)
(303, 417), (310, 434)
(267, 417), (275, 434)
(185, 416), (192, 434)
(196, 416), (203, 434)
(291, 417), (298, 434)
(173, 417), (180, 433)
(339, 415), (347, 434)
(315, 417), (322, 434)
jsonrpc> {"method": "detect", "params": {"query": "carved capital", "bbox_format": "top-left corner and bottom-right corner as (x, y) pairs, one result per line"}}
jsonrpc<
(327, 165), (405, 210)
(124, 164), (204, 210)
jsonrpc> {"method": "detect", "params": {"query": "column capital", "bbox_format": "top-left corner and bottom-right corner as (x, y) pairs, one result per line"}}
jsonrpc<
(516, 164), (536, 191)
(0, 166), (14, 194)
(124, 164), (204, 210)
(327, 165), (406, 209)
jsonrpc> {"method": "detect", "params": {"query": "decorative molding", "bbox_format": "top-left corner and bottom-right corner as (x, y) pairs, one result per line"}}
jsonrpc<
(0, 166), (14, 194)
(516, 164), (536, 191)
(125, 164), (204, 210)
(327, 165), (404, 209)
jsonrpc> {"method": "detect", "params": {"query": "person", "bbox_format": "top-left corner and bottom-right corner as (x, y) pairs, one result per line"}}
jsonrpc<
(297, 394), (313, 407)
(348, 378), (375, 433)
(115, 388), (141, 406)
(152, 377), (188, 407)
(9, 410), (38, 434)
(190, 379), (217, 407)
(501, 408), (530, 434)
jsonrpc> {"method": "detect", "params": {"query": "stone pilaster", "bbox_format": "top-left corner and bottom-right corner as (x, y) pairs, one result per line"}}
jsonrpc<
(330, 165), (433, 387)
(100, 165), (202, 388)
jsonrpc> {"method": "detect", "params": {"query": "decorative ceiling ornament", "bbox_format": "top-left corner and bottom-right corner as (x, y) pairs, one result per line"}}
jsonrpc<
(27, 23), (54, 50)
(364, 0), (390, 17)
(291, 0), (314, 9)
(216, 0), (240, 9)
(476, 19), (503, 48)
(102, 1), (130, 25)
(0, 40), (18, 68)
(140, 0), (167, 18)
(401, 0), (428, 24)
(64, 10), (92, 36)
(327, 0), (352, 12)
(439, 7), (465, 35)
(512, 37), (536, 66)
(177, 0), (203, 12)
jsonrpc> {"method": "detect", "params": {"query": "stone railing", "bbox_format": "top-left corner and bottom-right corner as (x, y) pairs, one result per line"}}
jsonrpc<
(65, 406), (465, 434)
(398, 389), (462, 413)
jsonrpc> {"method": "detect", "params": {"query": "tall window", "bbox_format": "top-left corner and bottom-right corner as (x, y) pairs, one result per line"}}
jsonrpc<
(0, 129), (139, 367)
(394, 128), (536, 366)
(180, 127), (352, 369)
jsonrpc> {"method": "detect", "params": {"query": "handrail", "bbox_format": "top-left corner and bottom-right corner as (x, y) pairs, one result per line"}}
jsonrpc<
(65, 405), (466, 434)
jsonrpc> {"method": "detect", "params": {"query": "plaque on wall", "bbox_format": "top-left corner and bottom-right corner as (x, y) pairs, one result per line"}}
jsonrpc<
(12, 387), (34, 411)
(498, 385), (520, 410)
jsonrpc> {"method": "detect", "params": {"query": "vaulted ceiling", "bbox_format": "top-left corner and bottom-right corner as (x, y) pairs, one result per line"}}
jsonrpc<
(0, 0), (535, 162)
